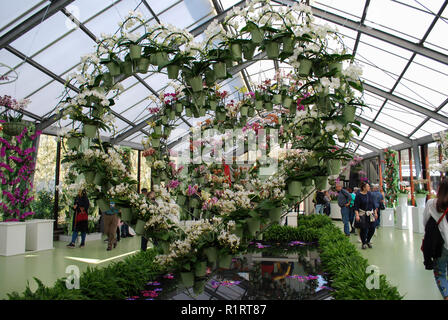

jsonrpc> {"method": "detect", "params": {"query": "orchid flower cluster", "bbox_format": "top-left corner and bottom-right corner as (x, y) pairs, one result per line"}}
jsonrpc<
(252, 174), (286, 201)
(0, 95), (31, 122)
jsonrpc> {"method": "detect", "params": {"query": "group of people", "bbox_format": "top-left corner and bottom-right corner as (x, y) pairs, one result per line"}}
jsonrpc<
(314, 182), (385, 250)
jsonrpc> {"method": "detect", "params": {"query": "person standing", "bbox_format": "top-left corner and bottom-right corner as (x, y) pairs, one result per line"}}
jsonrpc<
(423, 179), (448, 300)
(314, 189), (326, 215)
(104, 200), (120, 251)
(323, 190), (331, 216)
(371, 185), (384, 230)
(67, 189), (89, 248)
(336, 183), (351, 237)
(354, 182), (378, 249)
(347, 187), (356, 233)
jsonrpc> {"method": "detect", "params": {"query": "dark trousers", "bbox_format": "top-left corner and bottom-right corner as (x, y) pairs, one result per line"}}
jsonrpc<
(376, 209), (381, 228)
(360, 221), (376, 245)
(349, 207), (355, 226)
(121, 223), (129, 237)
(141, 236), (148, 251)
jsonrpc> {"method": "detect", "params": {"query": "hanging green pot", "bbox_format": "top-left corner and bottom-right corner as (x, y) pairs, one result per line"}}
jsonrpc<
(217, 111), (226, 121)
(303, 178), (313, 187)
(156, 52), (169, 67)
(149, 54), (158, 66)
(329, 62), (342, 75)
(232, 226), (244, 239)
(185, 107), (192, 117)
(106, 62), (121, 77)
(198, 108), (205, 117)
(189, 198), (199, 208)
(288, 180), (302, 197)
(120, 207), (132, 222)
(209, 100), (218, 111)
(92, 106), (103, 118)
(153, 126), (162, 135)
(298, 59), (312, 76)
(205, 70), (216, 86)
(273, 94), (282, 104)
(342, 105), (356, 123)
(175, 102), (183, 113)
(102, 72), (113, 87)
(240, 106), (248, 117)
(93, 172), (103, 185)
(269, 207), (283, 222)
(83, 124), (97, 138)
(122, 60), (133, 76)
(134, 219), (146, 235)
(188, 76), (203, 92)
(193, 280), (206, 295)
(129, 44), (142, 60)
(136, 57), (150, 73)
(314, 176), (329, 191)
(164, 127), (172, 137)
(266, 41), (280, 59)
(327, 159), (341, 175)
(159, 241), (170, 254)
(225, 59), (234, 68)
(151, 139), (160, 148)
(317, 94), (332, 114)
(152, 176), (160, 185)
(248, 107), (255, 117)
(289, 103), (296, 116)
(194, 261), (207, 277)
(243, 42), (256, 60)
(84, 171), (95, 184)
(180, 272), (194, 287)
(255, 100), (263, 110)
(168, 109), (175, 120)
(177, 195), (186, 206)
(193, 93), (206, 107)
(250, 28), (264, 44)
(218, 253), (233, 269)
(231, 43), (242, 61)
(97, 198), (109, 212)
(246, 218), (260, 236)
(265, 102), (273, 111)
(282, 36), (295, 54)
(67, 137), (81, 149)
(204, 247), (217, 263)
(167, 65), (180, 79)
(283, 97), (293, 108)
(213, 62), (227, 79)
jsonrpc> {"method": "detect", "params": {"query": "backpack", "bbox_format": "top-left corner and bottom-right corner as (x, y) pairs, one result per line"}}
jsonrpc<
(421, 208), (448, 270)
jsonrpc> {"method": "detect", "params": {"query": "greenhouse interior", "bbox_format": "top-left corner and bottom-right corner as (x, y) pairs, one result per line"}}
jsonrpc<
(0, 0), (447, 303)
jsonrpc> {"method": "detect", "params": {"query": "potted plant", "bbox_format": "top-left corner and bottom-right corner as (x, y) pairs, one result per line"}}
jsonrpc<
(0, 95), (31, 136)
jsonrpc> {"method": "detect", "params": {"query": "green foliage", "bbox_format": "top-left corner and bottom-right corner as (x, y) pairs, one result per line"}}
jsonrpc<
(30, 190), (54, 220)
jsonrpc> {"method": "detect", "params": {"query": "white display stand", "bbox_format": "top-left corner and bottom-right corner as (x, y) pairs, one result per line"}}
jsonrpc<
(412, 207), (425, 233)
(380, 208), (395, 227)
(286, 212), (298, 227)
(330, 202), (342, 220)
(25, 219), (54, 251)
(0, 221), (27, 256)
(59, 232), (102, 243)
(396, 205), (413, 230)
(398, 195), (409, 207)
(415, 195), (427, 208)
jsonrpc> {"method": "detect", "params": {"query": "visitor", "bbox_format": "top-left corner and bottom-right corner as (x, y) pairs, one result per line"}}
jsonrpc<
(352, 187), (362, 241)
(423, 179), (448, 300)
(336, 183), (351, 237)
(67, 189), (90, 248)
(371, 185), (384, 230)
(347, 187), (356, 233)
(313, 189), (326, 215)
(354, 182), (378, 249)
(323, 190), (331, 216)
(141, 190), (156, 251)
(121, 221), (132, 238)
(104, 200), (120, 251)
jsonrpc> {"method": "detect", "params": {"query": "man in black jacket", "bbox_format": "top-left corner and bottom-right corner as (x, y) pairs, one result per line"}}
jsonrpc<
(336, 183), (352, 237)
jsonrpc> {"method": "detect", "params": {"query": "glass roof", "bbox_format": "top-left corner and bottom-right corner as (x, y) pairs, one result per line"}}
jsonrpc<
(0, 0), (447, 156)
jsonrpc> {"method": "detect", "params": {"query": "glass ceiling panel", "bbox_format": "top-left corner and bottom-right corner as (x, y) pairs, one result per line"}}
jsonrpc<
(25, 80), (71, 117)
(0, 1), (50, 36)
(365, 0), (434, 43)
(145, 0), (182, 13)
(113, 83), (152, 114)
(424, 7), (448, 55)
(393, 79), (446, 111)
(411, 119), (448, 139)
(394, 0), (446, 13)
(357, 123), (370, 140)
(359, 92), (384, 121)
(0, 48), (23, 75)
(313, 0), (366, 20)
(157, 0), (213, 29)
(378, 100), (423, 126)
(363, 128), (402, 149)
(355, 145), (372, 155)
(358, 62), (396, 91)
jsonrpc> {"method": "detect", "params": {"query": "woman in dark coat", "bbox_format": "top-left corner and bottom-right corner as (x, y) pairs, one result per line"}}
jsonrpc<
(67, 189), (90, 248)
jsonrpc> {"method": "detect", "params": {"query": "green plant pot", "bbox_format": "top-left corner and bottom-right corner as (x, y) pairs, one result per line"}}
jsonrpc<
(298, 59), (312, 77)
(189, 198), (199, 208)
(194, 261), (207, 277)
(255, 100), (263, 110)
(250, 28), (264, 44)
(120, 207), (132, 222)
(283, 97), (293, 109)
(159, 241), (170, 254)
(231, 43), (242, 61)
(129, 44), (142, 60)
(232, 226), (244, 239)
(329, 62), (342, 74)
(240, 106), (248, 117)
(136, 57), (150, 73)
(83, 124), (97, 138)
(167, 64), (180, 79)
(106, 62), (121, 77)
(177, 195), (186, 205)
(84, 171), (95, 184)
(122, 60), (133, 76)
(180, 272), (194, 287)
(342, 105), (356, 123)
(193, 93), (206, 107)
(188, 76), (203, 92)
(248, 107), (255, 117)
(265, 102), (273, 111)
(175, 103), (183, 113)
(149, 54), (158, 66)
(193, 280), (206, 295)
(218, 254), (233, 269)
(154, 126), (162, 135)
(102, 72), (113, 87)
(205, 70), (216, 85)
(327, 159), (341, 175)
(243, 42), (256, 60)
(151, 139), (160, 148)
(93, 172), (103, 185)
(314, 176), (329, 191)
(185, 107), (192, 117)
(317, 95), (332, 114)
(288, 180), (302, 197)
(168, 109), (176, 120)
(289, 103), (296, 116)
(246, 218), (260, 236)
(67, 137), (81, 149)
(164, 127), (172, 137)
(266, 42), (280, 59)
(92, 106), (104, 118)
(152, 176), (160, 185)
(156, 52), (169, 67)
(217, 111), (226, 121)
(282, 36), (295, 54)
(213, 62), (227, 79)
(204, 247), (217, 263)
(273, 94), (282, 104)
(134, 219), (146, 235)
(269, 207), (283, 222)
(303, 178), (313, 187)
(97, 198), (109, 212)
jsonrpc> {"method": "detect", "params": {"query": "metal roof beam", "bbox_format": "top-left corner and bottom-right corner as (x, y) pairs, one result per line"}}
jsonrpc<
(351, 137), (381, 154)
(357, 117), (413, 145)
(0, 0), (75, 49)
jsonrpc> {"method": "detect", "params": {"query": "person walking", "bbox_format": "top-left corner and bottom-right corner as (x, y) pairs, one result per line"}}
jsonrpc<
(371, 185), (384, 230)
(336, 183), (351, 237)
(104, 200), (120, 251)
(314, 189), (326, 215)
(354, 182), (378, 249)
(347, 187), (356, 233)
(67, 189), (89, 248)
(423, 179), (448, 300)
(323, 190), (331, 216)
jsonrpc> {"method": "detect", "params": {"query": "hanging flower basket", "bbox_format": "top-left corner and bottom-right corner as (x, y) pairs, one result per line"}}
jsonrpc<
(248, 107), (255, 117)
(83, 124), (97, 138)
(154, 126), (162, 135)
(156, 52), (169, 67)
(240, 106), (248, 117)
(167, 65), (180, 79)
(273, 94), (282, 104)
(314, 176), (329, 190)
(129, 44), (142, 60)
(250, 28), (264, 44)
(67, 137), (81, 149)
(150, 54), (158, 66)
(168, 109), (176, 120)
(326, 159), (341, 175)
(185, 107), (192, 117)
(175, 102), (183, 114)
(243, 42), (256, 60)
(317, 94), (332, 114)
(218, 253), (233, 269)
(2, 121), (27, 136)
(102, 73), (113, 87)
(194, 261), (207, 277)
(283, 97), (293, 108)
(204, 247), (217, 263)
(246, 218), (260, 236)
(303, 178), (314, 187)
(213, 62), (227, 79)
(205, 70), (216, 85)
(164, 126), (172, 136)
(266, 41), (280, 59)
(106, 62), (121, 77)
(298, 59), (312, 76)
(255, 100), (263, 110)
(188, 76), (203, 92)
(288, 180), (302, 197)
(134, 219), (146, 235)
(97, 198), (110, 212)
(265, 102), (273, 111)
(180, 272), (194, 287)
(93, 172), (103, 185)
(136, 57), (150, 73)
(122, 60), (133, 76)
(193, 93), (206, 107)
(342, 105), (356, 123)
(282, 36), (295, 54)
(209, 100), (218, 111)
(151, 139), (160, 148)
(120, 207), (132, 222)
(231, 43), (242, 61)
(269, 207), (283, 222)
